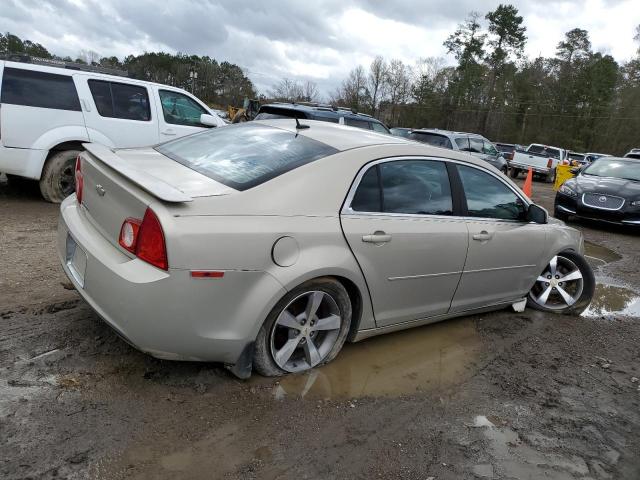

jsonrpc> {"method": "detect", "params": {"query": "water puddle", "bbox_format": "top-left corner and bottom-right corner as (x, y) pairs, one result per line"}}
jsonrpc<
(584, 241), (622, 266)
(262, 318), (483, 400)
(582, 282), (640, 318)
(472, 415), (588, 479)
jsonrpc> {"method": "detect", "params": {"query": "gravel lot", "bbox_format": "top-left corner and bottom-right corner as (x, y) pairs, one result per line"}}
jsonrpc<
(1, 174), (639, 479)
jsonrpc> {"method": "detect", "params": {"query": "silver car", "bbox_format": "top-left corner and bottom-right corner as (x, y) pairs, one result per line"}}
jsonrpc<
(57, 120), (595, 378)
(408, 129), (509, 174)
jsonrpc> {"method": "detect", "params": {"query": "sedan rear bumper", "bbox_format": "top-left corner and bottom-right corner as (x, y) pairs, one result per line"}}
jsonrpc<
(57, 196), (286, 365)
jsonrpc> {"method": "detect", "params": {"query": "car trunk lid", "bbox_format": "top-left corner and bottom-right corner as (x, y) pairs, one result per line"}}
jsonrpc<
(79, 143), (233, 250)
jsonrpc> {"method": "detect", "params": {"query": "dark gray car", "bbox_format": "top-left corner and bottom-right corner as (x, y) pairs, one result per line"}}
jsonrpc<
(409, 129), (508, 174)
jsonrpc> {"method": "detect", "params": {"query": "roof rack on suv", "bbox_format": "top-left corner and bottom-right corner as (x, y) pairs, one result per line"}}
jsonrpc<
(1, 53), (129, 77)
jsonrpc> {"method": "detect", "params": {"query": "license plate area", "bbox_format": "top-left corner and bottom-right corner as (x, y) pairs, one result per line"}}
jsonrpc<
(66, 234), (87, 288)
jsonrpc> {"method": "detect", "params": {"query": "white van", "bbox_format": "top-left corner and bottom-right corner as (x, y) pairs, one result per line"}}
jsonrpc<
(0, 56), (225, 201)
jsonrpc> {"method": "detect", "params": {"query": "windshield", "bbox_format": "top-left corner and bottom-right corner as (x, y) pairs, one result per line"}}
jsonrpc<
(156, 124), (338, 190)
(583, 159), (640, 182)
(527, 145), (561, 159)
(568, 153), (584, 161)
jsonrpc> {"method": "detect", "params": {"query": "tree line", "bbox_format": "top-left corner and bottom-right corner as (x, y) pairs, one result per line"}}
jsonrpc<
(275, 6), (639, 155)
(0, 32), (256, 108)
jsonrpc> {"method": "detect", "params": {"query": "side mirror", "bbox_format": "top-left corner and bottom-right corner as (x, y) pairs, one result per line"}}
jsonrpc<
(200, 114), (219, 127)
(527, 204), (548, 224)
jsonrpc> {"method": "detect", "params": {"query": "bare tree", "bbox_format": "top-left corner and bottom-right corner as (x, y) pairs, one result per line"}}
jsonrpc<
(302, 80), (320, 102)
(386, 60), (412, 108)
(269, 78), (320, 102)
(367, 56), (388, 114)
(332, 65), (368, 109)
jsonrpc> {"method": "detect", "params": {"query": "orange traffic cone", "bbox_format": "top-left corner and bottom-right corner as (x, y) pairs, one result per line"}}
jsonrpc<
(523, 167), (533, 198)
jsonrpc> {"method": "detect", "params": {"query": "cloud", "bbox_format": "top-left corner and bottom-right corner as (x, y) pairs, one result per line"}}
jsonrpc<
(1, 0), (638, 98)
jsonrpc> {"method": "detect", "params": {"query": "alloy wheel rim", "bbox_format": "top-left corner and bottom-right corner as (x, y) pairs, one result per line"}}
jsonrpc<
(270, 290), (342, 373)
(529, 255), (584, 310)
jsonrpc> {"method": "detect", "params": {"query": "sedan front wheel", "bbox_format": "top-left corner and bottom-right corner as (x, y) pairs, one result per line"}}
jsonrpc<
(254, 278), (352, 376)
(527, 251), (594, 314)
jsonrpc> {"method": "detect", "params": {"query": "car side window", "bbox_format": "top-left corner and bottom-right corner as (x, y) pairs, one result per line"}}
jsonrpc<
(483, 141), (498, 156)
(88, 80), (151, 121)
(159, 90), (208, 126)
(457, 165), (526, 221)
(371, 122), (389, 133)
(1, 67), (81, 111)
(468, 138), (484, 153)
(344, 117), (372, 130)
(455, 137), (470, 150)
(380, 160), (453, 215)
(351, 166), (382, 212)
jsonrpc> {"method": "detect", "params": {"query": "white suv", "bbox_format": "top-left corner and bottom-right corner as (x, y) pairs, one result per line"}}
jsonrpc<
(0, 56), (225, 202)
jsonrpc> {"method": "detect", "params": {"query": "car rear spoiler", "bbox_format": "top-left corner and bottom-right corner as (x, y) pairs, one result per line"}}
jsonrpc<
(82, 143), (193, 203)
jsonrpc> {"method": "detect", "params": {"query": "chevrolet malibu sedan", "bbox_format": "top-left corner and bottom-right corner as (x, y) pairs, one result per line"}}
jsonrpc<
(58, 120), (595, 378)
(555, 157), (640, 226)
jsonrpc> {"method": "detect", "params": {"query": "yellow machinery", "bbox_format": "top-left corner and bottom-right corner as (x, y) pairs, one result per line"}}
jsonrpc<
(227, 98), (260, 123)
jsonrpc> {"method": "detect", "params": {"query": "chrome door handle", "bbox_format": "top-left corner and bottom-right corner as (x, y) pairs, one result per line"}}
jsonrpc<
(362, 231), (392, 243)
(472, 231), (493, 241)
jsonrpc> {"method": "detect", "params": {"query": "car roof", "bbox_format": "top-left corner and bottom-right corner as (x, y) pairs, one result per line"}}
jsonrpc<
(254, 119), (405, 151)
(411, 129), (489, 141)
(2, 59), (189, 91)
(259, 102), (385, 123)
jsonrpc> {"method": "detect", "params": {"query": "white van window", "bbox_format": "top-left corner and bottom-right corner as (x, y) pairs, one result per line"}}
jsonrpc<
(159, 90), (208, 126)
(1, 67), (80, 111)
(88, 80), (151, 121)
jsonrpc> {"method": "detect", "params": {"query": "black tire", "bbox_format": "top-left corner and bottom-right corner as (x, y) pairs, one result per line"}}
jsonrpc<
(39, 149), (81, 203)
(527, 251), (595, 315)
(510, 167), (520, 178)
(254, 277), (352, 377)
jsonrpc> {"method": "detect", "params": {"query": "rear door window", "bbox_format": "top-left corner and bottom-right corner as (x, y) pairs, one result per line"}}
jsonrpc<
(371, 122), (389, 134)
(344, 117), (372, 130)
(156, 124), (338, 191)
(455, 137), (470, 150)
(88, 80), (151, 121)
(159, 90), (208, 126)
(468, 137), (484, 153)
(1, 67), (80, 111)
(408, 132), (453, 149)
(380, 160), (453, 215)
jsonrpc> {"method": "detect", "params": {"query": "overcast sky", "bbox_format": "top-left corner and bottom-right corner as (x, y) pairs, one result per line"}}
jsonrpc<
(2, 0), (638, 96)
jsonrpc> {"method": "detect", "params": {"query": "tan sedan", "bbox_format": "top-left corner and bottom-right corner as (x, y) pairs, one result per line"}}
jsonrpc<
(57, 120), (594, 378)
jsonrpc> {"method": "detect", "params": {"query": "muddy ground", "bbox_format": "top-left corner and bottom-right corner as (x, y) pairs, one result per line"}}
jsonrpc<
(1, 175), (639, 480)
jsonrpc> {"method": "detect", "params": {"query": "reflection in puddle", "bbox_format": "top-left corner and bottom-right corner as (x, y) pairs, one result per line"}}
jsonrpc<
(267, 318), (482, 400)
(583, 283), (640, 318)
(584, 241), (622, 266)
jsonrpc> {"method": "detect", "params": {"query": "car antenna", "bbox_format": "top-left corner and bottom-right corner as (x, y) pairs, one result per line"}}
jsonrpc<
(295, 117), (310, 130)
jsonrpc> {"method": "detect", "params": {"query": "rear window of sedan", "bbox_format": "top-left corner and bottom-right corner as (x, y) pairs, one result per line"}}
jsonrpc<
(156, 124), (338, 191)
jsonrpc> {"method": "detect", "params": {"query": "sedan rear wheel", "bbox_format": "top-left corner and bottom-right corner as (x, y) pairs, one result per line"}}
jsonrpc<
(527, 252), (594, 314)
(254, 278), (352, 376)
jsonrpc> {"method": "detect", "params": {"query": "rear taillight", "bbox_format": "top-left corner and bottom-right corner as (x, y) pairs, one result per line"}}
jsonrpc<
(75, 155), (84, 203)
(118, 208), (168, 270)
(118, 218), (141, 253)
(547, 158), (553, 168)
